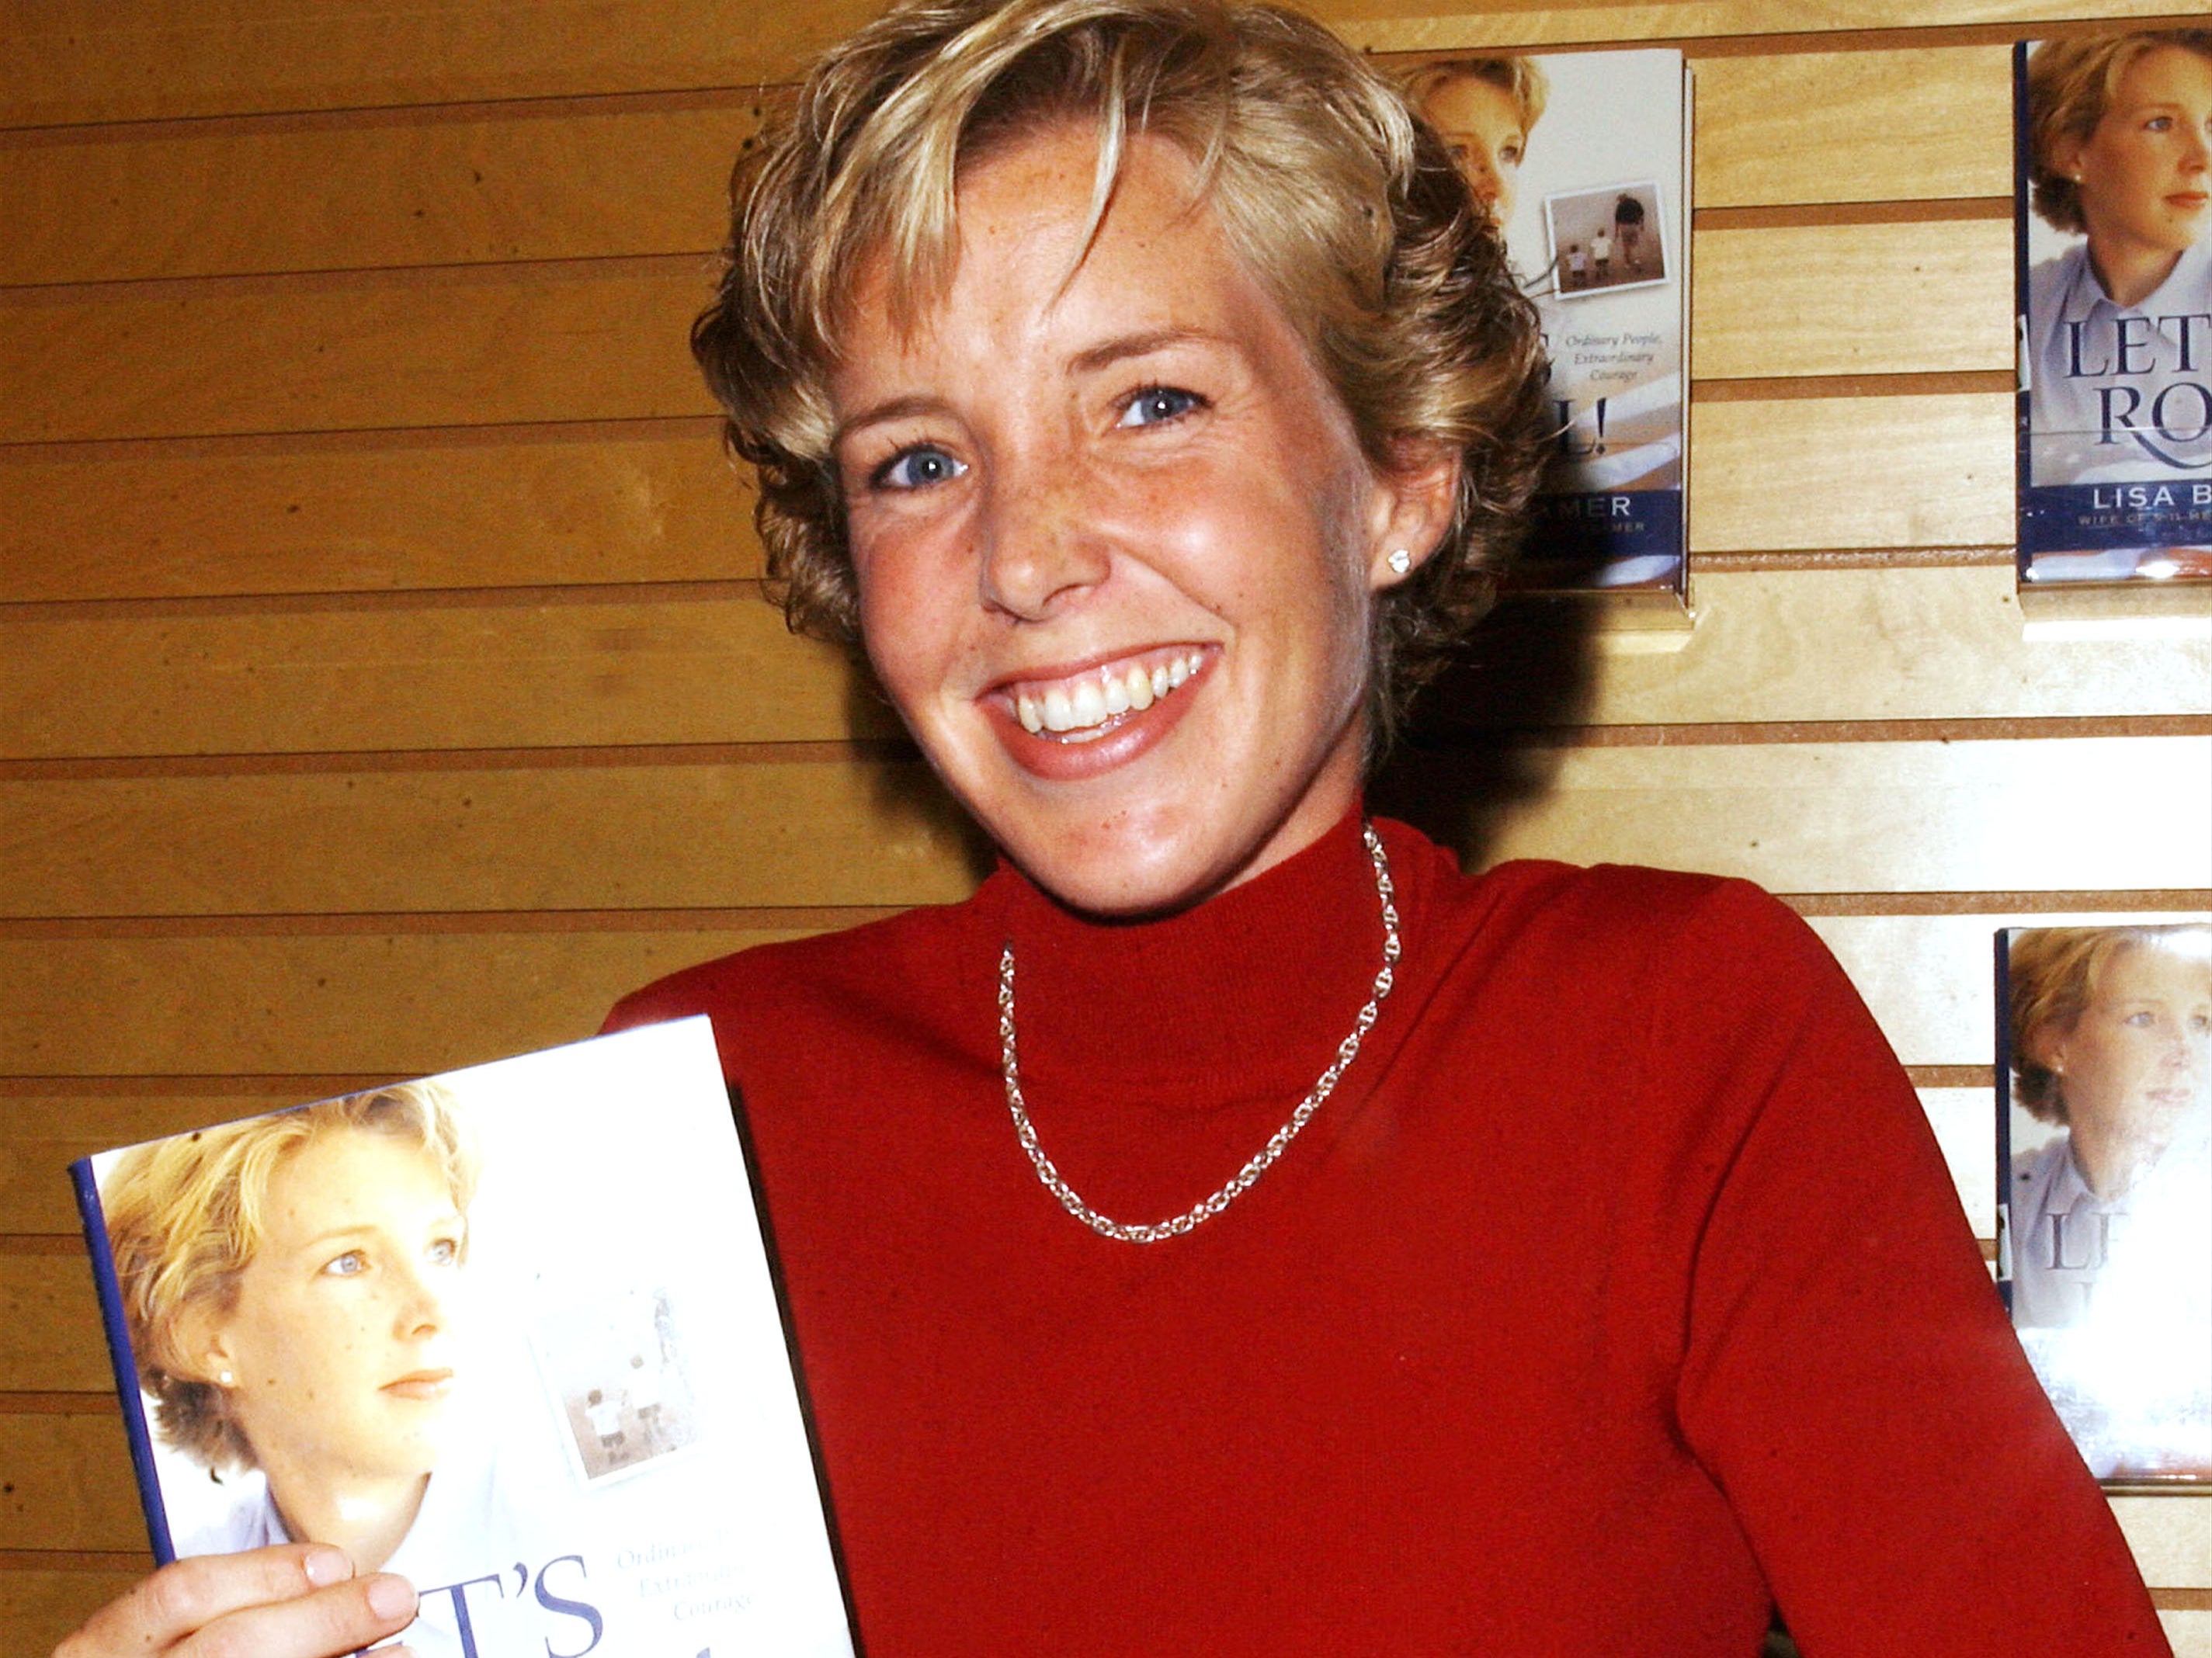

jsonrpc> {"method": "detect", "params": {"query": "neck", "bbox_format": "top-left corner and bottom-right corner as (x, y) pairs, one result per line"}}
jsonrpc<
(263, 1462), (430, 1573)
(2068, 1115), (2172, 1201)
(2088, 236), (2183, 309)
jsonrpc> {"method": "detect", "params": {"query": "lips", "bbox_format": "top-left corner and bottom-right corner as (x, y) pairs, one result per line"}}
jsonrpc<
(985, 644), (1214, 780)
(381, 1368), (455, 1402)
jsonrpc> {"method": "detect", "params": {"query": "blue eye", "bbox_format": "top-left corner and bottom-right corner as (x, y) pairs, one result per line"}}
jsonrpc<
(1119, 386), (1202, 428)
(323, 1250), (367, 1278)
(428, 1237), (460, 1267)
(873, 446), (964, 491)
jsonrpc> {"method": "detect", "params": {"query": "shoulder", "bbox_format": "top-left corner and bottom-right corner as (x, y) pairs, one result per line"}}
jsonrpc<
(608, 890), (992, 1029)
(2027, 244), (2085, 314)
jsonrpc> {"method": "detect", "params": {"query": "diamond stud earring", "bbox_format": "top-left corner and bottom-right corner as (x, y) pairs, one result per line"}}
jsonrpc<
(1387, 548), (1412, 576)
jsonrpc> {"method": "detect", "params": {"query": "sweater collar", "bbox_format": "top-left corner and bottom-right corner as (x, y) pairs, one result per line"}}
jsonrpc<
(982, 807), (1396, 1110)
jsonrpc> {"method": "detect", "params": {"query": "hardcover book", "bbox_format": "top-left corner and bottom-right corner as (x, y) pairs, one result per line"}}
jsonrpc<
(1995, 922), (2212, 1483)
(1408, 48), (1691, 602)
(71, 1017), (856, 1657)
(2015, 33), (2212, 590)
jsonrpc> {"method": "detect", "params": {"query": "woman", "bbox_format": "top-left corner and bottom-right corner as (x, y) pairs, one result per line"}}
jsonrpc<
(2007, 925), (2212, 1328)
(1403, 54), (1546, 229)
(61, 1), (2165, 1653)
(82, 1084), (477, 1639)
(2025, 29), (2212, 484)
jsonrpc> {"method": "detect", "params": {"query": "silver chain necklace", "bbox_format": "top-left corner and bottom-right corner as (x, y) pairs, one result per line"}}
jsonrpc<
(997, 822), (1401, 1244)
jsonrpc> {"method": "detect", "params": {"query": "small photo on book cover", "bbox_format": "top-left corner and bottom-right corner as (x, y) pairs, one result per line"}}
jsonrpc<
(2016, 33), (2212, 587)
(1995, 922), (2212, 1483)
(71, 1017), (856, 1658)
(1405, 48), (1689, 598)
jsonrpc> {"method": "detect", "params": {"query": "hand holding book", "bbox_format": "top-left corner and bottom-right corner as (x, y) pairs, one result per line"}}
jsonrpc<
(51, 1544), (418, 1658)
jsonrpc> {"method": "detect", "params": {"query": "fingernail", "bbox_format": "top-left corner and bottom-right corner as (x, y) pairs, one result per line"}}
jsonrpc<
(303, 1545), (352, 1587)
(366, 1574), (418, 1621)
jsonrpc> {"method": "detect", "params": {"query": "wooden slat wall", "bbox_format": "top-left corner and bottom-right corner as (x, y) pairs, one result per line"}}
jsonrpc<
(5, 2), (2210, 1652)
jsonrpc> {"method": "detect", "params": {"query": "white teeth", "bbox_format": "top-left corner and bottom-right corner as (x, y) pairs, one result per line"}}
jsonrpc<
(1013, 651), (1204, 738)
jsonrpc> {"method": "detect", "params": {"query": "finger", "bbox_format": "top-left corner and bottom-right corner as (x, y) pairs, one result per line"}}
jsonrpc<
(54, 1546), (356, 1656)
(172, 1573), (418, 1658)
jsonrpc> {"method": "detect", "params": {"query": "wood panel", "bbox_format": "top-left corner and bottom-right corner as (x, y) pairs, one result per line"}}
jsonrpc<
(1809, 907), (2212, 1070)
(9, 0), (2205, 127)
(0, 597), (894, 759)
(0, 104), (756, 287)
(0, 262), (714, 446)
(0, 1568), (147, 1658)
(0, 928), (826, 1076)
(5, 740), (2203, 919)
(0, 0), (887, 127)
(1692, 47), (2010, 208)
(0, 1413), (140, 1552)
(1338, 0), (2209, 54)
(1694, 220), (2011, 380)
(12, 567), (2207, 760)
(0, 46), (2010, 286)
(1, 1094), (315, 1235)
(0, 1255), (109, 1392)
(4, 908), (2203, 1083)
(7, 217), (2011, 448)
(0, 425), (752, 603)
(2120, 1497), (2212, 1589)
(0, 394), (2016, 602)
(1690, 393), (2011, 550)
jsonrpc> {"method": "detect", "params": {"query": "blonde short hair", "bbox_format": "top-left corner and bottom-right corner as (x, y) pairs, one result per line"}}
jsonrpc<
(98, 1082), (478, 1470)
(693, 0), (1550, 751)
(2008, 924), (2212, 1123)
(1401, 55), (1550, 136)
(2027, 30), (2212, 235)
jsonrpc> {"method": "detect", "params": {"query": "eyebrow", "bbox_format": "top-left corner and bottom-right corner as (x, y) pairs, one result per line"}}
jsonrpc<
(832, 328), (1233, 452)
(832, 394), (949, 453)
(1067, 326), (1227, 376)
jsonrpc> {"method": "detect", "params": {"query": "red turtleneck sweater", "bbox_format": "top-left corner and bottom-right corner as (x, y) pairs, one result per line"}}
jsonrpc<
(605, 813), (2165, 1655)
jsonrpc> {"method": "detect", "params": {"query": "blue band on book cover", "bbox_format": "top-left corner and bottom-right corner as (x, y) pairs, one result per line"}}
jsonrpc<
(71, 1017), (857, 1658)
(1519, 487), (1684, 588)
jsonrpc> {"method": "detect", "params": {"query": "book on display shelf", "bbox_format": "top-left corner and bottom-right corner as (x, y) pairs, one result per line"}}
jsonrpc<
(70, 1016), (857, 1658)
(1994, 921), (2212, 1486)
(2015, 33), (2212, 600)
(1407, 47), (1692, 609)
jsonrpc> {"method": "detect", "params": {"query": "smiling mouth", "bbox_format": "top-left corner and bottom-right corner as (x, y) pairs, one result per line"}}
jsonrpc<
(382, 1368), (455, 1402)
(1005, 647), (1208, 741)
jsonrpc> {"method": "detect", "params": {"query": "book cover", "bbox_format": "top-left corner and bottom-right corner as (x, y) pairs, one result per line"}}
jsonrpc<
(2016, 33), (2212, 588)
(1994, 922), (2212, 1483)
(1408, 48), (1691, 599)
(71, 1017), (857, 1657)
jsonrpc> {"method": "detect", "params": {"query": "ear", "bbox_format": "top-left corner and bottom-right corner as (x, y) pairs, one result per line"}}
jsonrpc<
(2024, 1022), (2070, 1079)
(2050, 132), (2086, 188)
(1363, 440), (1462, 590)
(172, 1301), (235, 1388)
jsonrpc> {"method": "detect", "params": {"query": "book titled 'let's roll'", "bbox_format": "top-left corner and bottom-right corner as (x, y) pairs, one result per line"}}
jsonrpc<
(70, 1017), (856, 1658)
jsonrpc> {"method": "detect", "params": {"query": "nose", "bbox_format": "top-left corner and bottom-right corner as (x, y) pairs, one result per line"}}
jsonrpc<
(391, 1258), (453, 1338)
(2182, 123), (2212, 172)
(975, 453), (1111, 623)
(1463, 148), (1502, 208)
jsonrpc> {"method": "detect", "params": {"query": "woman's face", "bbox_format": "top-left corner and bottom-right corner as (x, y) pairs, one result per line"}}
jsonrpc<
(2062, 45), (2212, 263)
(830, 127), (1452, 914)
(200, 1129), (467, 1486)
(1421, 74), (1527, 225)
(2040, 943), (2212, 1144)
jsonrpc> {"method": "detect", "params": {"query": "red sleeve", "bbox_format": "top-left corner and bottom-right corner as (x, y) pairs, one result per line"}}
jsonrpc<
(1659, 885), (2168, 1655)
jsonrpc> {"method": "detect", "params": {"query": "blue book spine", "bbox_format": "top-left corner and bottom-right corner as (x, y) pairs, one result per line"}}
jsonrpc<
(70, 1157), (176, 1566)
